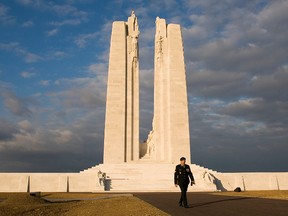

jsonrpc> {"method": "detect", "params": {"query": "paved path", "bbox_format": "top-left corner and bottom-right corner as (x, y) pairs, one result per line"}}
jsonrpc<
(134, 192), (288, 216)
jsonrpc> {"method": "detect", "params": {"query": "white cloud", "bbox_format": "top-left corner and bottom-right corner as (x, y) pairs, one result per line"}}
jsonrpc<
(23, 52), (42, 63)
(49, 19), (82, 26)
(0, 42), (42, 63)
(0, 3), (16, 24)
(47, 28), (58, 36)
(20, 71), (36, 78)
(47, 76), (106, 110)
(51, 129), (73, 144)
(0, 42), (19, 50)
(18, 120), (33, 134)
(22, 20), (34, 27)
(16, 0), (33, 5)
(54, 51), (66, 57)
(74, 32), (98, 48)
(39, 80), (50, 86)
(18, 120), (32, 130)
(17, 1), (89, 26)
(86, 63), (107, 75)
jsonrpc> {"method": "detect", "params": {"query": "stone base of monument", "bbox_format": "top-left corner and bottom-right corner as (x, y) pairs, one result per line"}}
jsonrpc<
(1, 165), (288, 192)
(81, 163), (218, 192)
(0, 173), (105, 193)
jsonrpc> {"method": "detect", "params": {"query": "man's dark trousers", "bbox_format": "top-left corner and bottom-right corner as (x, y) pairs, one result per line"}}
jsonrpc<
(179, 183), (189, 206)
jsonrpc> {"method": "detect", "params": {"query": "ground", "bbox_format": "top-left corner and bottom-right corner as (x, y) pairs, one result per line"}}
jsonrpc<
(212, 190), (288, 200)
(0, 193), (168, 216)
(0, 191), (287, 216)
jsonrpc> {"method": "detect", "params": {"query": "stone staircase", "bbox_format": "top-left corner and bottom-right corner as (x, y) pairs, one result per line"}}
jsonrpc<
(81, 163), (219, 192)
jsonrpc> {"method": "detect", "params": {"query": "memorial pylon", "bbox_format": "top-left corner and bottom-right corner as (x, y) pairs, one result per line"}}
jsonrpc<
(103, 11), (139, 163)
(104, 12), (190, 164)
(143, 17), (191, 164)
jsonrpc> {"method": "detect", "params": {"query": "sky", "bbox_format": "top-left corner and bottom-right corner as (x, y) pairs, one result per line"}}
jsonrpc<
(0, 0), (288, 173)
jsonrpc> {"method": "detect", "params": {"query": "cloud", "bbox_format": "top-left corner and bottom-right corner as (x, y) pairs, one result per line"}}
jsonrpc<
(183, 1), (288, 75)
(0, 3), (16, 24)
(23, 52), (42, 63)
(53, 51), (66, 57)
(51, 4), (88, 20)
(0, 110), (104, 171)
(249, 66), (288, 100)
(47, 28), (58, 36)
(139, 69), (154, 139)
(1, 91), (33, 117)
(16, 0), (33, 5)
(86, 63), (107, 75)
(18, 120), (33, 134)
(0, 119), (19, 141)
(74, 32), (98, 48)
(20, 71), (36, 78)
(0, 75), (105, 171)
(1, 73), (105, 145)
(21, 20), (34, 27)
(39, 80), (50, 86)
(187, 70), (249, 99)
(0, 42), (19, 50)
(49, 19), (82, 26)
(189, 97), (288, 172)
(219, 98), (288, 125)
(48, 77), (106, 110)
(17, 0), (89, 26)
(74, 20), (112, 48)
(0, 42), (42, 63)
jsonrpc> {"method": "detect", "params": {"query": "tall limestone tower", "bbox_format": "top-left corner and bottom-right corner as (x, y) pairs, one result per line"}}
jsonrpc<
(103, 12), (190, 164)
(103, 11), (139, 163)
(144, 17), (191, 164)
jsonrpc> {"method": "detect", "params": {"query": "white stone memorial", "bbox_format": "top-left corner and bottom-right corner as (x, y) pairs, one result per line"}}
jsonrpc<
(103, 12), (191, 164)
(0, 12), (287, 192)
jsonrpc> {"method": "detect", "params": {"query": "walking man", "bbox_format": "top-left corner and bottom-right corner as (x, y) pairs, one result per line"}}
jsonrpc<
(174, 157), (195, 208)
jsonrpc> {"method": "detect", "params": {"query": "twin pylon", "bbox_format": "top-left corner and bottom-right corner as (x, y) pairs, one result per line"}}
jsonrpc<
(103, 12), (191, 164)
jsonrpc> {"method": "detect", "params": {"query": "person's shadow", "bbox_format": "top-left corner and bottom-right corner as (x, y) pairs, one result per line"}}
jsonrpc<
(190, 197), (253, 208)
(104, 178), (112, 191)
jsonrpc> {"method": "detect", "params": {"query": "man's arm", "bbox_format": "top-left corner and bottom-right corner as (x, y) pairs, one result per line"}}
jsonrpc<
(187, 165), (195, 185)
(174, 166), (178, 185)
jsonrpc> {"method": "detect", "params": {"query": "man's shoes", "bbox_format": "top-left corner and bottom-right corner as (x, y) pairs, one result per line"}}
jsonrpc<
(178, 202), (183, 207)
(184, 205), (189, 208)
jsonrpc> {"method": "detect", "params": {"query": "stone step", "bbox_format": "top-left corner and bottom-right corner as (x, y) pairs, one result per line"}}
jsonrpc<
(80, 163), (218, 192)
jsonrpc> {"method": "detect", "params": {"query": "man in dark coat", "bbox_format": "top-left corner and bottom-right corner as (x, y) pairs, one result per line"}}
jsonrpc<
(174, 157), (195, 208)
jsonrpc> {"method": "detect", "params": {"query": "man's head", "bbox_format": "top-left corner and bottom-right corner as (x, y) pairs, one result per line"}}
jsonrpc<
(180, 157), (186, 165)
